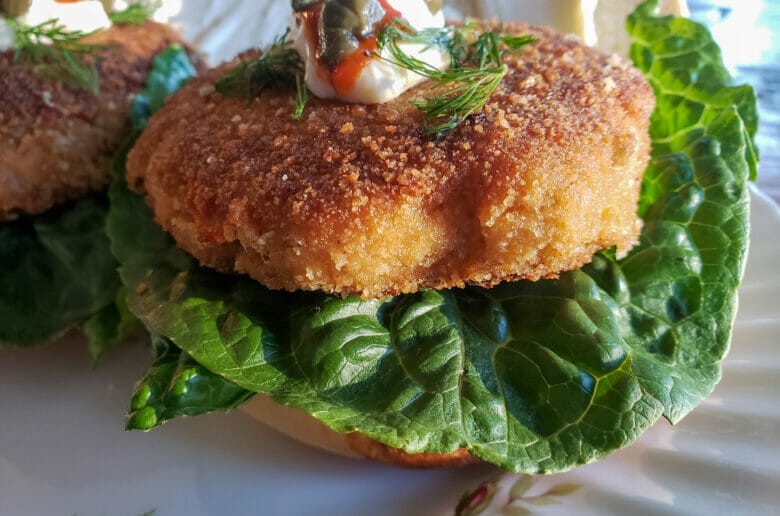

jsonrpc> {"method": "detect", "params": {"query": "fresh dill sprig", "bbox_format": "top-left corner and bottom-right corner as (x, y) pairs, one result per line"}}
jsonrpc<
(7, 18), (106, 94)
(109, 1), (160, 25)
(293, 72), (309, 120)
(215, 31), (309, 119)
(378, 20), (536, 138)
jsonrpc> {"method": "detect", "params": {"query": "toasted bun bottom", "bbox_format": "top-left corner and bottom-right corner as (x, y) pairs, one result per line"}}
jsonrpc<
(241, 395), (480, 468)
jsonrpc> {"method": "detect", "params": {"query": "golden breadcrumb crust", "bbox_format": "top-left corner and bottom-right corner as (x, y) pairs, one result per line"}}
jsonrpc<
(128, 23), (653, 298)
(0, 21), (199, 220)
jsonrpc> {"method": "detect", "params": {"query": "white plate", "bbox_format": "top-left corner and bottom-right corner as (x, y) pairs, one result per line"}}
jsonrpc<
(1, 187), (777, 516)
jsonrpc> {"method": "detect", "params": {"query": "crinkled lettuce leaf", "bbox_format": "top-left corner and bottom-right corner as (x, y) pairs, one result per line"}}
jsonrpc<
(130, 43), (198, 132)
(127, 332), (254, 430)
(624, 0), (756, 422)
(0, 195), (120, 347)
(83, 286), (140, 362)
(110, 1), (757, 472)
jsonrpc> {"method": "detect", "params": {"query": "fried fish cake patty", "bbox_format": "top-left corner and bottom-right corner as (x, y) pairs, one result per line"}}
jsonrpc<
(128, 24), (654, 299)
(0, 21), (198, 220)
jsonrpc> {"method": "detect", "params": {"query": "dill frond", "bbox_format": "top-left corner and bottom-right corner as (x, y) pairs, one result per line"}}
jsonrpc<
(378, 20), (536, 138)
(8, 18), (106, 94)
(109, 1), (161, 25)
(215, 31), (310, 119)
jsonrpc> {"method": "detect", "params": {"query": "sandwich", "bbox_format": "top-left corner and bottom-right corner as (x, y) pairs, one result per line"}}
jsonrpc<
(10, 0), (760, 474)
(0, 2), (201, 355)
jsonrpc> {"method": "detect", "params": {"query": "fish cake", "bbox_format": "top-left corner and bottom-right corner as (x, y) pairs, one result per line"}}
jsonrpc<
(127, 23), (653, 298)
(0, 20), (198, 220)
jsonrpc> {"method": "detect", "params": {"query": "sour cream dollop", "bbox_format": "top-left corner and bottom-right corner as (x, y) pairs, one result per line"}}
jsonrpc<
(292, 0), (449, 104)
(23, 0), (112, 33)
(0, 0), (111, 51)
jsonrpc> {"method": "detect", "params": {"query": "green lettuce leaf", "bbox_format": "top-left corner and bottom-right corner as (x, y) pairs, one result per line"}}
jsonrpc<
(130, 43), (197, 132)
(624, 0), (756, 422)
(83, 287), (140, 362)
(0, 195), (120, 346)
(126, 332), (254, 430)
(110, 2), (757, 472)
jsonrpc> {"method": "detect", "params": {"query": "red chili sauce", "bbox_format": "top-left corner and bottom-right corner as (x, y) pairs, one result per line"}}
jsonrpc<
(301, 0), (403, 95)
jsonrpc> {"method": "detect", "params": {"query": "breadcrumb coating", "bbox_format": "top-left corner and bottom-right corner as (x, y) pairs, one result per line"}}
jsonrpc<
(128, 23), (653, 299)
(0, 21), (199, 220)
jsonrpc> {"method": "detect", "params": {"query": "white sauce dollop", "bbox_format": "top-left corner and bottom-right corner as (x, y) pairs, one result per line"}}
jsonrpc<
(2, 0), (111, 52)
(22, 0), (112, 34)
(293, 0), (449, 105)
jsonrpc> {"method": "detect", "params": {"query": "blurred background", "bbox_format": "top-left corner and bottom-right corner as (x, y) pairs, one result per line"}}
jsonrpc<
(687, 0), (779, 201)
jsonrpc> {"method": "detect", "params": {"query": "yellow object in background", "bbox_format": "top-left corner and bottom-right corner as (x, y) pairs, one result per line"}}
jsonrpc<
(593, 0), (688, 53)
(475, 0), (687, 54)
(1, 0), (32, 17)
